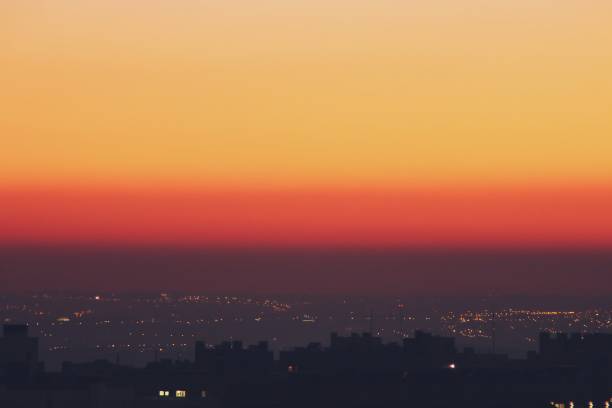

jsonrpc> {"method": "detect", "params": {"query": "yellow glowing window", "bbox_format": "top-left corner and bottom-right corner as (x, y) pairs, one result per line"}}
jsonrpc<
(159, 390), (170, 397)
(176, 390), (187, 398)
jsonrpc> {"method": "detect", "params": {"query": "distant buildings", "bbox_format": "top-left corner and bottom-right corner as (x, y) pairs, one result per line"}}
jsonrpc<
(195, 339), (273, 378)
(540, 332), (612, 361)
(2, 324), (612, 407)
(279, 331), (456, 375)
(0, 324), (40, 379)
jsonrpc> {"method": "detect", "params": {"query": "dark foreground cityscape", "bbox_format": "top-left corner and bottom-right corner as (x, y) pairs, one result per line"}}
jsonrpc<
(3, 305), (612, 407)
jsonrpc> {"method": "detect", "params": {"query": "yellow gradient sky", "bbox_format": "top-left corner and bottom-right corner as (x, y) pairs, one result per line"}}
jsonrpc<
(2, 0), (612, 188)
(2, 1), (612, 248)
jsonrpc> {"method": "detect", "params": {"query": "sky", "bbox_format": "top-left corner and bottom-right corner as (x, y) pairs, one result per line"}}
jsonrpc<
(1, 1), (612, 292)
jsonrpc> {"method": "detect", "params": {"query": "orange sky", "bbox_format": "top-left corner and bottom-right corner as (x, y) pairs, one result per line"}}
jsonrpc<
(2, 185), (612, 248)
(1, 0), (612, 248)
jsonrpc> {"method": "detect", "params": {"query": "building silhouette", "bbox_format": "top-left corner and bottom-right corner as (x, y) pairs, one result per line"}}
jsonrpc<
(0, 324), (40, 380)
(2, 324), (612, 407)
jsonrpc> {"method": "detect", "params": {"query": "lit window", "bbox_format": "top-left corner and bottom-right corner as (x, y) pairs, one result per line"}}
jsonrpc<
(176, 390), (187, 398)
(159, 390), (170, 397)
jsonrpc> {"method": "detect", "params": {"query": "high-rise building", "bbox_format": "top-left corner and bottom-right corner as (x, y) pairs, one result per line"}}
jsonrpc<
(0, 324), (40, 378)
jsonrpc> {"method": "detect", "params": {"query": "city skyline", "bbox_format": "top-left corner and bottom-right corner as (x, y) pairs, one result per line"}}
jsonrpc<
(2, 2), (612, 405)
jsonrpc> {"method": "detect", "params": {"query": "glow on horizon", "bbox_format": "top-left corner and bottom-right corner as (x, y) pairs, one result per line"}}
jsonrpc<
(1, 0), (612, 247)
(2, 185), (612, 248)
